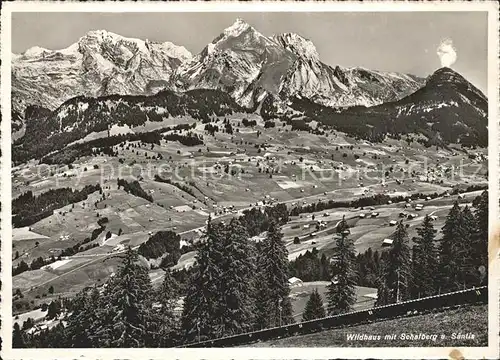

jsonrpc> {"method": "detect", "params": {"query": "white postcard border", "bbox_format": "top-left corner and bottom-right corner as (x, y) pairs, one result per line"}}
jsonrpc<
(1, 1), (499, 359)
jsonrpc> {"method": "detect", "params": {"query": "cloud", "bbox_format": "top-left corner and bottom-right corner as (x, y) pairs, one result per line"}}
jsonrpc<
(437, 39), (457, 68)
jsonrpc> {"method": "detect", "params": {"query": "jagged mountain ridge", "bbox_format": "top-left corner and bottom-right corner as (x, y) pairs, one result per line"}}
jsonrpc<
(285, 67), (488, 146)
(12, 30), (193, 116)
(12, 19), (487, 152)
(12, 19), (424, 120)
(173, 19), (425, 109)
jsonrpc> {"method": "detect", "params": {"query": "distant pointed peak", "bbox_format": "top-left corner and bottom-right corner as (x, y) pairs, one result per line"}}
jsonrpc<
(223, 18), (251, 37)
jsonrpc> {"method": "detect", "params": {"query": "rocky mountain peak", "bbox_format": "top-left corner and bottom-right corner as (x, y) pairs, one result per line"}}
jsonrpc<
(223, 18), (252, 37)
(272, 33), (319, 61)
(426, 67), (468, 86)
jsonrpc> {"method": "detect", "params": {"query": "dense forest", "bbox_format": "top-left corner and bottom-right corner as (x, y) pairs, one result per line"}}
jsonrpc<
(138, 231), (182, 266)
(116, 179), (153, 202)
(286, 70), (488, 147)
(12, 184), (102, 227)
(15, 89), (249, 163)
(12, 191), (488, 348)
(40, 123), (197, 165)
(289, 185), (487, 217)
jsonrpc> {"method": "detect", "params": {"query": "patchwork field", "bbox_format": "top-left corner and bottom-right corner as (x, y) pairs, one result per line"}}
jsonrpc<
(12, 116), (488, 316)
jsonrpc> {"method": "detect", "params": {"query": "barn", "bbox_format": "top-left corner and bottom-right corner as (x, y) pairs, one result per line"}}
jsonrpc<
(288, 277), (304, 288)
(382, 238), (394, 247)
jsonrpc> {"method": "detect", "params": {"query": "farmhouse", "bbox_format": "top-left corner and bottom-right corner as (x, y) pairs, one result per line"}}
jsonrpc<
(382, 238), (394, 247)
(288, 277), (304, 288)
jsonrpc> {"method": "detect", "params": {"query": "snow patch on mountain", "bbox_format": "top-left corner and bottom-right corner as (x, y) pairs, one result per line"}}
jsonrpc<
(12, 29), (193, 115)
(224, 18), (251, 37)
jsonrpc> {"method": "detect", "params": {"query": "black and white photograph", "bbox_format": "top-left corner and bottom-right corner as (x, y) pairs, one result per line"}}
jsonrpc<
(1, 2), (499, 359)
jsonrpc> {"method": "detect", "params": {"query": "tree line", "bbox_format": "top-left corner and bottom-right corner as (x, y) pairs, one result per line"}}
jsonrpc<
(12, 191), (488, 347)
(117, 179), (153, 202)
(289, 185), (487, 217)
(40, 123), (197, 165)
(377, 190), (488, 304)
(12, 184), (102, 228)
(16, 88), (248, 164)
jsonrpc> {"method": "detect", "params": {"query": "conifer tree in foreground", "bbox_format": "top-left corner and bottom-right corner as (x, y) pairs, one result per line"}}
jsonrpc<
(336, 215), (349, 234)
(155, 269), (180, 347)
(379, 221), (411, 304)
(473, 190), (488, 284)
(64, 286), (101, 347)
(218, 218), (257, 335)
(94, 246), (157, 347)
(255, 221), (294, 328)
(326, 232), (357, 315)
(439, 201), (464, 292)
(253, 264), (272, 330)
(302, 289), (326, 321)
(181, 218), (225, 342)
(459, 205), (479, 287)
(13, 323), (26, 348)
(411, 215), (438, 298)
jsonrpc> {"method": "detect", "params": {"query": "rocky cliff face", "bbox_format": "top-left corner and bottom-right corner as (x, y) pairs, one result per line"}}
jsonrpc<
(173, 19), (424, 109)
(12, 30), (192, 115)
(13, 19), (424, 117)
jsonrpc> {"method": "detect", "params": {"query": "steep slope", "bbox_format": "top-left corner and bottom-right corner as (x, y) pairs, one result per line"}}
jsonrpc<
(272, 33), (423, 108)
(12, 30), (192, 115)
(13, 89), (247, 164)
(288, 67), (488, 146)
(173, 18), (296, 108)
(12, 20), (424, 125)
(173, 20), (423, 109)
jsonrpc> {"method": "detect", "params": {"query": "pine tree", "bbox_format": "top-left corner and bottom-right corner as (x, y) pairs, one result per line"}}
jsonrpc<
(13, 323), (26, 348)
(326, 232), (357, 315)
(155, 269), (180, 347)
(302, 289), (326, 321)
(473, 190), (488, 284)
(380, 221), (411, 304)
(375, 277), (390, 306)
(46, 300), (61, 320)
(411, 215), (438, 298)
(181, 218), (225, 342)
(253, 264), (272, 330)
(218, 218), (257, 335)
(255, 221), (294, 328)
(94, 247), (156, 347)
(336, 215), (349, 234)
(64, 286), (101, 347)
(459, 206), (479, 287)
(439, 201), (464, 292)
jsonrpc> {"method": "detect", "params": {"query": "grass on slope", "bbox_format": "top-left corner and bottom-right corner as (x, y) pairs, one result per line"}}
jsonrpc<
(252, 304), (487, 347)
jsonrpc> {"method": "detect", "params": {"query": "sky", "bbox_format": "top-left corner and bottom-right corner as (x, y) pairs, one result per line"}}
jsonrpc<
(12, 12), (488, 93)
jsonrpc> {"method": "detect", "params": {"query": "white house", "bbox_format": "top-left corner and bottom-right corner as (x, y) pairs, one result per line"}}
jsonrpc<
(382, 238), (394, 246)
(288, 277), (304, 288)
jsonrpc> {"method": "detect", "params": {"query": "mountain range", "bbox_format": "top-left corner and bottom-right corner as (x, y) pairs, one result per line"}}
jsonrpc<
(12, 18), (488, 158)
(12, 19), (423, 116)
